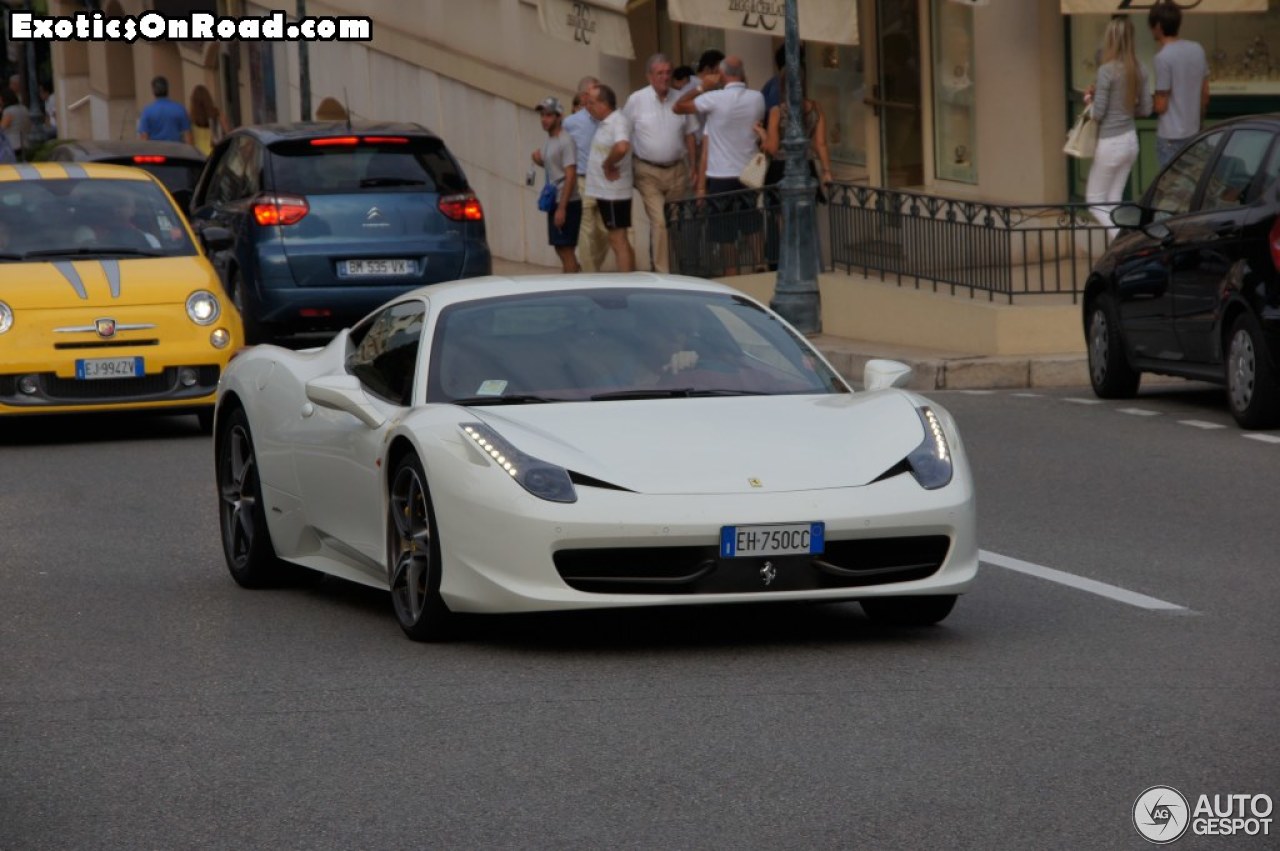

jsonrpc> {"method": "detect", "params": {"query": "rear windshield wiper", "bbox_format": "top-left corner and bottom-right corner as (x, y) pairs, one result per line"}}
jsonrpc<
(359, 177), (428, 188)
(449, 394), (567, 406)
(23, 247), (165, 258)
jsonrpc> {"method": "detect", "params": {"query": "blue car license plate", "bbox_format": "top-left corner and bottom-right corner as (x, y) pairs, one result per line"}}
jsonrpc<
(76, 357), (143, 380)
(720, 522), (825, 558)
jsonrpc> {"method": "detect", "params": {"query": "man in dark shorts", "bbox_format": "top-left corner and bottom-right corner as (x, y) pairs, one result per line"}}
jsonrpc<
(585, 83), (635, 272)
(531, 96), (582, 272)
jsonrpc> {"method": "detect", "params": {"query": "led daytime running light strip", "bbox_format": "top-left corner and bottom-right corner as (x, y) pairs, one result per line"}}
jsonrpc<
(921, 407), (949, 461)
(462, 425), (518, 477)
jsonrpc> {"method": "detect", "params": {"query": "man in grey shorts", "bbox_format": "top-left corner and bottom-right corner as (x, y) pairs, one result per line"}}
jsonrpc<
(1148, 1), (1209, 168)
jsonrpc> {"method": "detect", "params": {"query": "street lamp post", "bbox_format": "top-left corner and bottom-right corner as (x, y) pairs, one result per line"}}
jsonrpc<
(297, 0), (311, 121)
(769, 0), (821, 334)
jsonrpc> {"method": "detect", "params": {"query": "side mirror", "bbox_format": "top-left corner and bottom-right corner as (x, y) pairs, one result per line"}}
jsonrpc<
(305, 374), (385, 429)
(202, 226), (233, 253)
(863, 359), (913, 391)
(1110, 203), (1144, 230)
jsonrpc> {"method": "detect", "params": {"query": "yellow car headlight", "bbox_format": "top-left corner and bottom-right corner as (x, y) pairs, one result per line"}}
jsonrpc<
(0, 300), (11, 335)
(186, 290), (220, 326)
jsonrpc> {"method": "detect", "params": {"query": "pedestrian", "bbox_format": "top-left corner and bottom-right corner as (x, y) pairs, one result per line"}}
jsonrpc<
(188, 84), (230, 155)
(38, 82), (55, 138)
(530, 96), (581, 274)
(674, 55), (766, 276)
(137, 76), (193, 144)
(585, 83), (635, 273)
(672, 65), (696, 97)
(562, 76), (610, 273)
(1, 88), (30, 162)
(622, 53), (696, 273)
(1084, 16), (1151, 239)
(1148, 1), (1209, 168)
(756, 68), (833, 192)
(759, 43), (805, 113)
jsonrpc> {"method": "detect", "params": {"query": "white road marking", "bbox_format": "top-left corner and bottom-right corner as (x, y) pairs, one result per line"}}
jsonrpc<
(1012, 392), (1043, 398)
(1118, 408), (1160, 417)
(1243, 433), (1280, 444)
(959, 389), (997, 395)
(1179, 419), (1227, 430)
(1063, 397), (1104, 405)
(979, 549), (1190, 611)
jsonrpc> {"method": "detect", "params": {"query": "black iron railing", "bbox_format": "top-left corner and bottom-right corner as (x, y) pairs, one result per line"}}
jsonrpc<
(666, 182), (1113, 304)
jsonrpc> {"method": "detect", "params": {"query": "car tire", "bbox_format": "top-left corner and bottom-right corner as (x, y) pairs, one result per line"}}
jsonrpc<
(230, 271), (266, 346)
(1087, 293), (1140, 399)
(860, 594), (957, 627)
(1226, 312), (1280, 429)
(217, 406), (314, 587)
(387, 453), (455, 642)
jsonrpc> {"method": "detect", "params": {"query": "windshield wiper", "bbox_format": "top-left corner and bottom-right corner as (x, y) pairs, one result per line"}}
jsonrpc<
(359, 177), (427, 187)
(449, 394), (566, 406)
(23, 247), (165, 258)
(591, 388), (766, 401)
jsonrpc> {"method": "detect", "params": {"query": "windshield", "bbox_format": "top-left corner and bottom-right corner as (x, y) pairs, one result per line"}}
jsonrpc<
(0, 178), (196, 261)
(268, 137), (469, 195)
(426, 288), (848, 404)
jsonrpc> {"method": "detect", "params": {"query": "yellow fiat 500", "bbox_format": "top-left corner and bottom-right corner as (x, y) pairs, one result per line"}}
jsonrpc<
(0, 163), (241, 431)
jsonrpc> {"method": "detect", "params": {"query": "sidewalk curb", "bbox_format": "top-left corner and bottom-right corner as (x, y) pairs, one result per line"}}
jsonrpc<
(812, 343), (1090, 391)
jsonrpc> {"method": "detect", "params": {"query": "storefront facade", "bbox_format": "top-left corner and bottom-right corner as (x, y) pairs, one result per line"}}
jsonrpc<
(40, 0), (1280, 266)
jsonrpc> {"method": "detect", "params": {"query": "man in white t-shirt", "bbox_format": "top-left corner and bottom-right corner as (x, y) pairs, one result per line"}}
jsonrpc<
(623, 53), (696, 273)
(674, 55), (765, 274)
(585, 83), (635, 273)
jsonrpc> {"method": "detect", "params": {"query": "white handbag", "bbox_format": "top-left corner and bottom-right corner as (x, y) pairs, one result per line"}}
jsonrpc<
(739, 151), (769, 189)
(1063, 105), (1098, 159)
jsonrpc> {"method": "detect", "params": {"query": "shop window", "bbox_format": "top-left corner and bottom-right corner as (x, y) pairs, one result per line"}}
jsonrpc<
(808, 44), (867, 169)
(932, 0), (975, 184)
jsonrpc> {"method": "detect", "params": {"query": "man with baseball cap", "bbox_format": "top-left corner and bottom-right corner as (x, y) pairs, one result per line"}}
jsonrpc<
(530, 95), (581, 273)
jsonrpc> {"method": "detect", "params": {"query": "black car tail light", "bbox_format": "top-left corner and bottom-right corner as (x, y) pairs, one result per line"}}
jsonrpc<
(439, 192), (484, 222)
(1269, 218), (1280, 273)
(253, 193), (310, 226)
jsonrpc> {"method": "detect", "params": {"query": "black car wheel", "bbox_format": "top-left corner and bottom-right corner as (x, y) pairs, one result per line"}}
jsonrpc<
(1226, 312), (1280, 429)
(387, 454), (455, 642)
(1087, 293), (1140, 398)
(217, 406), (312, 587)
(230, 271), (266, 345)
(860, 595), (957, 627)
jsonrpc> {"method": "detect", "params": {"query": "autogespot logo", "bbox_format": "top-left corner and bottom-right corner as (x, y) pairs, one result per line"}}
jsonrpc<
(1134, 786), (1190, 844)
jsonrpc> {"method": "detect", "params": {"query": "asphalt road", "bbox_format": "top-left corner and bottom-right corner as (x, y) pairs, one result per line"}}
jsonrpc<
(1, 383), (1277, 850)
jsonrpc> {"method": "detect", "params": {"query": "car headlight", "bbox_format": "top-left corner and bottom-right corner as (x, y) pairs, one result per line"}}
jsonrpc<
(186, 290), (220, 325)
(0, 300), (11, 335)
(906, 406), (953, 490)
(461, 423), (577, 503)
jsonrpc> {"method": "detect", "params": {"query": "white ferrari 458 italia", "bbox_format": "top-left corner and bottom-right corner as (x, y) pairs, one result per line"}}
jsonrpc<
(214, 274), (978, 641)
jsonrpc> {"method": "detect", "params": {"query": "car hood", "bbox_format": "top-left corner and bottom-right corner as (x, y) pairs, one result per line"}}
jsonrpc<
(469, 392), (927, 495)
(0, 256), (219, 310)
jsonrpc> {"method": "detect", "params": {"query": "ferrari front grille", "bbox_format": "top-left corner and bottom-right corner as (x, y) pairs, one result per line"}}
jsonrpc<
(553, 535), (952, 595)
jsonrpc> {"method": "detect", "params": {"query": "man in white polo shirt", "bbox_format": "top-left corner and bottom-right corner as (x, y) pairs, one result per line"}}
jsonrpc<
(622, 53), (696, 273)
(674, 55), (766, 275)
(585, 83), (635, 273)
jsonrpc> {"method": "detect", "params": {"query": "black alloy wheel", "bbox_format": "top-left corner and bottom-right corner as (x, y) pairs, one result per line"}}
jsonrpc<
(217, 406), (309, 587)
(860, 594), (958, 627)
(387, 454), (455, 641)
(1226, 312), (1280, 429)
(1087, 292), (1141, 399)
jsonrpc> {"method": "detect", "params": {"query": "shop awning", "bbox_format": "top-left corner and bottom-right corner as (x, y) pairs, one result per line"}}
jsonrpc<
(536, 0), (636, 59)
(1061, 0), (1265, 12)
(667, 0), (859, 47)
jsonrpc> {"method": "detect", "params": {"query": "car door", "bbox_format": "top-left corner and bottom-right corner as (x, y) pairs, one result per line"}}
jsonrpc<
(1169, 128), (1276, 364)
(189, 136), (261, 282)
(1125, 132), (1224, 362)
(292, 299), (427, 576)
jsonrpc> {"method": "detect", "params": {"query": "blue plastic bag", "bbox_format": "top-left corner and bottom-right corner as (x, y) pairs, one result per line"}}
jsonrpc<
(537, 182), (558, 213)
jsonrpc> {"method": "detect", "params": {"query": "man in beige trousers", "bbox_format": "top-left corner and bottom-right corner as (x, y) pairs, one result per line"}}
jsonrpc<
(562, 76), (610, 272)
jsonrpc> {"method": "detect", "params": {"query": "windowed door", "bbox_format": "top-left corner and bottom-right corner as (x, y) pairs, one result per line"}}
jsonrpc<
(871, 0), (923, 188)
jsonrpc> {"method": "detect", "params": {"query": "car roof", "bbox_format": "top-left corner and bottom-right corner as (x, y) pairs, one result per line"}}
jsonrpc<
(0, 162), (162, 184)
(231, 120), (441, 145)
(394, 273), (751, 312)
(48, 139), (206, 162)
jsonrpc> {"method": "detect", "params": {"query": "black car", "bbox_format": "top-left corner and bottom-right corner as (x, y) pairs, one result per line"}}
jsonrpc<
(1084, 115), (1280, 429)
(41, 139), (207, 211)
(187, 121), (491, 344)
